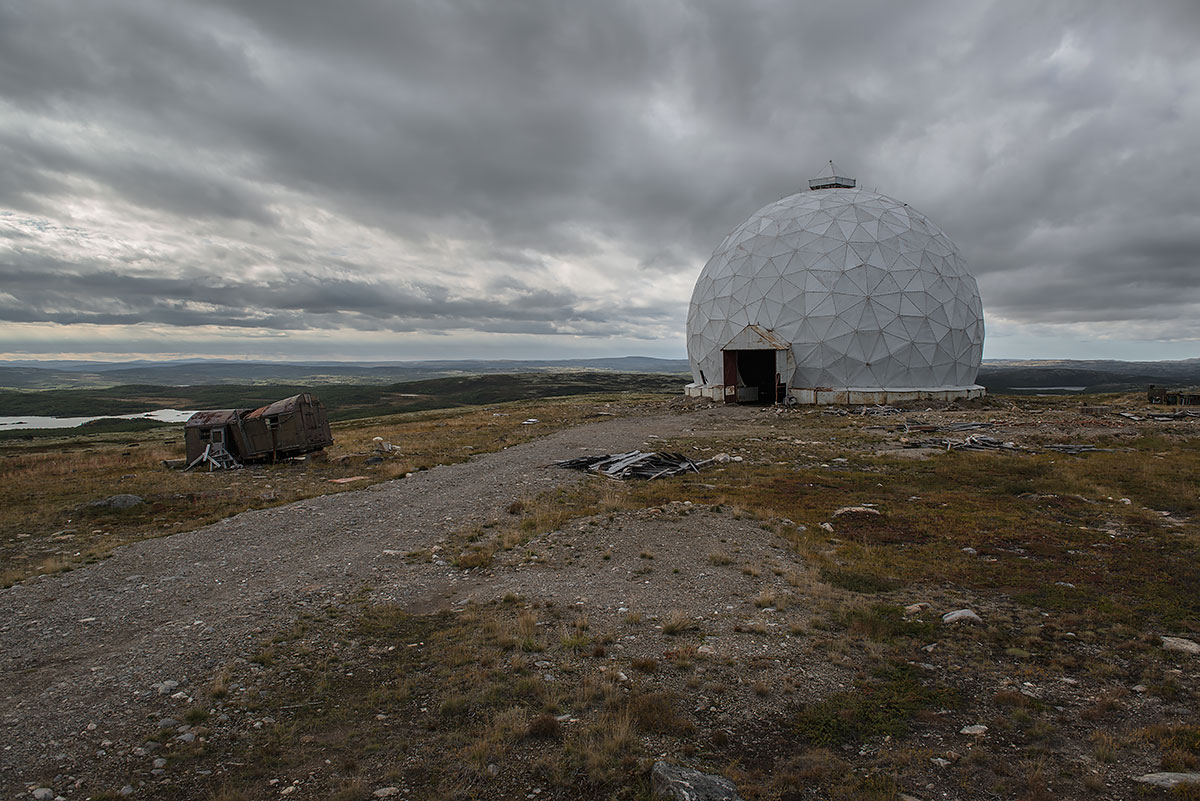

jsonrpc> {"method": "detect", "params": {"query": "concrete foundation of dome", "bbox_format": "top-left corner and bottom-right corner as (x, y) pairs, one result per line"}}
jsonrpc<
(684, 383), (986, 405)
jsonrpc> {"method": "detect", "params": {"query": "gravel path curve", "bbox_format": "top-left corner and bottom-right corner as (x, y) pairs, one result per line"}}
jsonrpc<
(0, 408), (737, 790)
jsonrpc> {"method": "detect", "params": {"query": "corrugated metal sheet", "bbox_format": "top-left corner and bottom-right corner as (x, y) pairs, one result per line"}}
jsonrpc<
(185, 409), (241, 427)
(246, 394), (304, 419)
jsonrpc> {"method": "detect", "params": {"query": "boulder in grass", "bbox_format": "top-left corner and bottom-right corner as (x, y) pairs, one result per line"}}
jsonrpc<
(1133, 772), (1200, 789)
(651, 762), (744, 801)
(942, 609), (983, 625)
(87, 494), (145, 510)
(1161, 636), (1200, 655)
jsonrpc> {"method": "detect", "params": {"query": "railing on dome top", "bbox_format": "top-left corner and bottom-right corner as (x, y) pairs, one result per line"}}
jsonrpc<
(808, 159), (856, 190)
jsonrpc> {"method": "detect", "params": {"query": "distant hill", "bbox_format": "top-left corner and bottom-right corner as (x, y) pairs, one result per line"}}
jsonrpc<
(0, 357), (691, 390)
(0, 371), (688, 420)
(4, 355), (1199, 396)
(978, 358), (1200, 394)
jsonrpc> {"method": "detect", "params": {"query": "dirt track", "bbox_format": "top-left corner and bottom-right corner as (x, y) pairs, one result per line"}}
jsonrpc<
(0, 408), (749, 792)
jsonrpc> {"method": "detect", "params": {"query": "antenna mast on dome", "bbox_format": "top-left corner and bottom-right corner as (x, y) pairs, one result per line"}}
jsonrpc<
(808, 160), (856, 190)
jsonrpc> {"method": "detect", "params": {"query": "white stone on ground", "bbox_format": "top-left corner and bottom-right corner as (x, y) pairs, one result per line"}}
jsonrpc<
(1133, 773), (1200, 788)
(1161, 636), (1200, 655)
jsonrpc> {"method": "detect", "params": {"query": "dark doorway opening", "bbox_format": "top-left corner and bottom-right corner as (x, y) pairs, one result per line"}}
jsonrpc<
(723, 349), (782, 404)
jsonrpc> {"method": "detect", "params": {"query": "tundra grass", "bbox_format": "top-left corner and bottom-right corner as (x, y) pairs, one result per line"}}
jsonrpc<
(0, 393), (666, 586)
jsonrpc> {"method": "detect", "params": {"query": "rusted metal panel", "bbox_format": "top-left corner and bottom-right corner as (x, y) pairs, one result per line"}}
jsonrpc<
(185, 409), (240, 428)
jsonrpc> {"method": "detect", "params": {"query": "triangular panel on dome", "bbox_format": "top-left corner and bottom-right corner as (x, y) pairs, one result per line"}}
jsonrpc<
(897, 314), (927, 341)
(830, 292), (865, 317)
(750, 274), (779, 297)
(760, 297), (787, 326)
(848, 239), (875, 263)
(872, 274), (902, 299)
(806, 293), (837, 319)
(856, 302), (883, 332)
(853, 204), (879, 223)
(797, 315), (835, 344)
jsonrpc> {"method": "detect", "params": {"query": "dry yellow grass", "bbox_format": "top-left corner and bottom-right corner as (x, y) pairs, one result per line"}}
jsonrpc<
(0, 394), (657, 585)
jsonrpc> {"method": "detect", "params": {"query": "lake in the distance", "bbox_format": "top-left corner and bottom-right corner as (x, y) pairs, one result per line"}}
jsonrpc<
(0, 409), (198, 431)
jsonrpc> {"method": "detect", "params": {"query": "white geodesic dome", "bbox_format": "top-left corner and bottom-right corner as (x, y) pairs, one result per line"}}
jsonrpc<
(686, 186), (984, 398)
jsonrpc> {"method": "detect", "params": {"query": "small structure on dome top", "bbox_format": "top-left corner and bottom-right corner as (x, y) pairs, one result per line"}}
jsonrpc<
(183, 393), (333, 470)
(685, 164), (985, 405)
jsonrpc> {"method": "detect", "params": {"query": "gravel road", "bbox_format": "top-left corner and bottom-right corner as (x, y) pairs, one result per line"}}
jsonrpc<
(0, 408), (741, 792)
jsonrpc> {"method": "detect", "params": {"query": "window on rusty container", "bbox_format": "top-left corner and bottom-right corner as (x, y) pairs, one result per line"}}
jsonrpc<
(199, 429), (211, 441)
(265, 416), (279, 429)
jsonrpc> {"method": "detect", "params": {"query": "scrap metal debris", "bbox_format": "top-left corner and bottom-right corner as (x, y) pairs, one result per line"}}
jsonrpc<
(1043, 443), (1121, 455)
(902, 435), (1123, 456)
(902, 435), (1020, 452)
(1118, 410), (1199, 422)
(896, 420), (994, 433)
(1146, 410), (1200, 421)
(555, 450), (713, 480)
(824, 405), (905, 416)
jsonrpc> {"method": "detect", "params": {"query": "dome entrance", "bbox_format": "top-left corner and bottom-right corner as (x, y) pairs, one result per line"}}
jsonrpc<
(719, 325), (790, 404)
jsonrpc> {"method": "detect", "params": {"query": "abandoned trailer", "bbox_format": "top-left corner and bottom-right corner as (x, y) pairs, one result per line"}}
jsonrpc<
(184, 393), (333, 469)
(1147, 385), (1200, 406)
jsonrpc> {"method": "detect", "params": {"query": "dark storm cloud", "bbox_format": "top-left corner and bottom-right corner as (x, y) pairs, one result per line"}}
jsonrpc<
(0, 257), (654, 334)
(1, 0), (1199, 354)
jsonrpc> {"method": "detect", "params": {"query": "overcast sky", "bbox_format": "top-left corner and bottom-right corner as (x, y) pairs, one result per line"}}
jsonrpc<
(1, 0), (1198, 362)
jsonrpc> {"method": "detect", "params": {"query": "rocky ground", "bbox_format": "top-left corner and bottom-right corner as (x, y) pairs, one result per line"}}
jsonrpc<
(2, 399), (1198, 801)
(0, 408), (738, 796)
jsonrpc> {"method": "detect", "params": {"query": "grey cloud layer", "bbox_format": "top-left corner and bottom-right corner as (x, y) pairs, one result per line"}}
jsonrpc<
(1, 0), (1198, 350)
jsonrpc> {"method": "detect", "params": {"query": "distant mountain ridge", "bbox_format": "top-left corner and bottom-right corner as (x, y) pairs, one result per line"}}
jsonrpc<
(0, 357), (692, 390)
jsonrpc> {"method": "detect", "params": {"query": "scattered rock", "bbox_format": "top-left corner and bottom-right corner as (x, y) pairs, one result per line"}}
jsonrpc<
(904, 602), (930, 617)
(1161, 636), (1200, 655)
(87, 494), (145, 509)
(157, 718), (179, 729)
(960, 724), (987, 735)
(942, 609), (982, 625)
(32, 789), (54, 801)
(960, 547), (977, 556)
(651, 761), (744, 801)
(373, 789), (400, 798)
(1133, 772), (1200, 789)
(120, 786), (133, 797)
(832, 506), (880, 517)
(819, 522), (834, 532)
